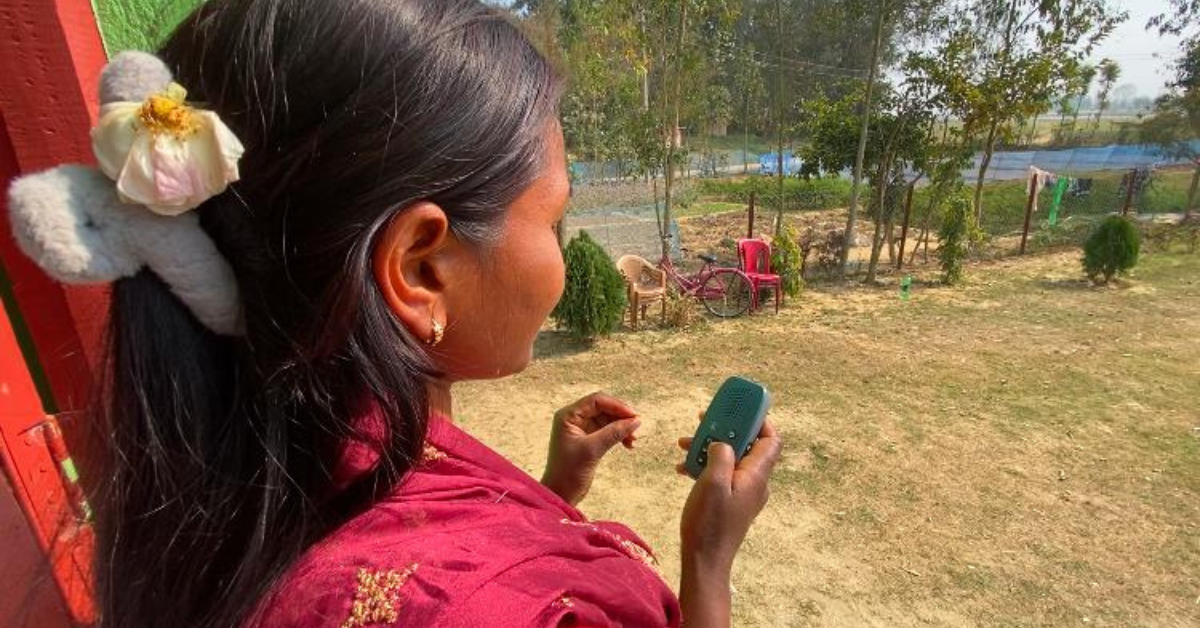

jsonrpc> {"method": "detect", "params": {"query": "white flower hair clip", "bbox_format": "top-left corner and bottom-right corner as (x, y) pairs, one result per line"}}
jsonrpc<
(6, 51), (244, 335)
(93, 80), (245, 215)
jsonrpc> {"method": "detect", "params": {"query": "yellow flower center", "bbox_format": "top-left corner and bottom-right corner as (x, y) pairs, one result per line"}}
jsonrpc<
(138, 83), (198, 139)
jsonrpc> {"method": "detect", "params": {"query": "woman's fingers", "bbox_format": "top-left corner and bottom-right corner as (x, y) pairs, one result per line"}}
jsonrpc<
(677, 436), (693, 450)
(587, 392), (638, 420)
(700, 442), (736, 487)
(592, 417), (641, 451)
(735, 421), (783, 482)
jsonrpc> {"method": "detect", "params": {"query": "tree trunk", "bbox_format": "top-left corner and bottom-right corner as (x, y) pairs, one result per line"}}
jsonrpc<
(743, 94), (750, 174)
(886, 215), (897, 263)
(1071, 93), (1085, 141)
(639, 8), (650, 112)
(840, 1), (886, 278)
(866, 216), (886, 283)
(642, 70), (650, 112)
(866, 159), (891, 283)
(972, 117), (1000, 225)
(653, 175), (662, 244)
(774, 0), (785, 236)
(661, 5), (687, 259)
(973, 0), (1020, 225)
(1186, 162), (1200, 221)
(1093, 97), (1108, 137)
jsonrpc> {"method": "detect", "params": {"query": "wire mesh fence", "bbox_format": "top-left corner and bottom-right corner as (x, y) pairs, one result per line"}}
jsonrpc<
(561, 203), (664, 261)
(563, 149), (1195, 280)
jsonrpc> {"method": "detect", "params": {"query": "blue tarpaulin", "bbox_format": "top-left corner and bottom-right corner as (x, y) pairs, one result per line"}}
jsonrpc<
(759, 152), (802, 176)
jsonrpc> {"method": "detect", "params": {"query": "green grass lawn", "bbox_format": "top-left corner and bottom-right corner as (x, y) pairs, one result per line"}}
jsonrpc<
(456, 248), (1200, 628)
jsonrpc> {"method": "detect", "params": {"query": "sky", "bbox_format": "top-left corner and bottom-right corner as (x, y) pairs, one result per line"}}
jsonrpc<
(494, 0), (1185, 99)
(1091, 0), (1184, 98)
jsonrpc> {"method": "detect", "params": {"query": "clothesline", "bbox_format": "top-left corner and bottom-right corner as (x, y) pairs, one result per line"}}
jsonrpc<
(1027, 166), (1084, 226)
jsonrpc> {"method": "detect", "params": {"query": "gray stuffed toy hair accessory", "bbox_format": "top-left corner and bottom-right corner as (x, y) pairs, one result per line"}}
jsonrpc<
(6, 51), (244, 336)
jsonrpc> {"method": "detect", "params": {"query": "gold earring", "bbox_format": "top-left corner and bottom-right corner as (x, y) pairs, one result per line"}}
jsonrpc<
(427, 318), (444, 346)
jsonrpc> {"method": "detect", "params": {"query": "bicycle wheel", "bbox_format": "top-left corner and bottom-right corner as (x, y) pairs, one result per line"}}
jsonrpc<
(700, 269), (752, 318)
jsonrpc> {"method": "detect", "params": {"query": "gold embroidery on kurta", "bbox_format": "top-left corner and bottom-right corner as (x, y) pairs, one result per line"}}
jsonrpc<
(340, 565), (418, 628)
(558, 518), (662, 573)
(421, 444), (446, 464)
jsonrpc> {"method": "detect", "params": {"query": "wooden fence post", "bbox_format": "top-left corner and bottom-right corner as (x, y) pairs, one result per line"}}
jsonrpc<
(1020, 171), (1038, 255)
(747, 191), (756, 239)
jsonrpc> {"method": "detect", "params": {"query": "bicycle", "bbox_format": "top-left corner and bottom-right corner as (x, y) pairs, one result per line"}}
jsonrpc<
(657, 246), (753, 318)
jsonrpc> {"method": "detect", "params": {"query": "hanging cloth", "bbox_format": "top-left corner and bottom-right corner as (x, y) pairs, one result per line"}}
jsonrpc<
(1048, 177), (1070, 226)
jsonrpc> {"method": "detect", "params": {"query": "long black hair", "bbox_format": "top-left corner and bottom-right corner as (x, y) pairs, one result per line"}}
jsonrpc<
(92, 2), (563, 627)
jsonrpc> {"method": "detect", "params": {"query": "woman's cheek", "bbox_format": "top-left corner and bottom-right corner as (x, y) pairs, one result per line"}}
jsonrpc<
(543, 235), (566, 311)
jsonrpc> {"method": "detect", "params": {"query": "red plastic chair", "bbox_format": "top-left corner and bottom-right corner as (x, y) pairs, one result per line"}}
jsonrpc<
(737, 239), (781, 313)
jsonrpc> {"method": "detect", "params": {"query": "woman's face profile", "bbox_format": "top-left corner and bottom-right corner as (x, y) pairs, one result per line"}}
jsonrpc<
(432, 120), (570, 381)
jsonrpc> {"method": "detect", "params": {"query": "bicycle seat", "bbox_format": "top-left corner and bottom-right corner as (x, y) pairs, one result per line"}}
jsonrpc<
(698, 253), (718, 264)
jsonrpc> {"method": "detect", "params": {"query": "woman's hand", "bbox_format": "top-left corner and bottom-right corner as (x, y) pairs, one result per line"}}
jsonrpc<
(674, 415), (782, 628)
(540, 392), (641, 506)
(677, 415), (782, 578)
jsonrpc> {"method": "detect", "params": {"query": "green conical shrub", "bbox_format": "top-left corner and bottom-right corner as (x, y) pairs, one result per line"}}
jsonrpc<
(552, 231), (628, 339)
(1082, 216), (1140, 285)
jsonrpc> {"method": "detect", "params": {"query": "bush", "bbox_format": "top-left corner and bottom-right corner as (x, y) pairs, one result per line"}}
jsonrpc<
(770, 225), (805, 297)
(662, 289), (702, 329)
(1031, 215), (1102, 250)
(552, 231), (628, 339)
(698, 176), (852, 211)
(800, 227), (846, 278)
(1082, 216), (1140, 285)
(938, 196), (975, 284)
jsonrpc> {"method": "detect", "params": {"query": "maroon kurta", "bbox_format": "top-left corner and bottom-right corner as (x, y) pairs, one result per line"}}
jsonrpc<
(249, 412), (681, 628)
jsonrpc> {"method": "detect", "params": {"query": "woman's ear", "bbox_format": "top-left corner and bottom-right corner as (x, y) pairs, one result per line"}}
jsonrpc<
(372, 201), (452, 344)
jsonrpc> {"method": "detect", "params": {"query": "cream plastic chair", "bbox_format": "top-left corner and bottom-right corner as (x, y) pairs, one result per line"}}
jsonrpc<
(616, 255), (667, 329)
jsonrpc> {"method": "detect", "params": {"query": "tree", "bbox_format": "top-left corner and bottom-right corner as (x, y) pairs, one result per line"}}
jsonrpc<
(799, 81), (932, 283)
(1143, 38), (1200, 219)
(1092, 58), (1121, 135)
(1148, 0), (1200, 37)
(827, 0), (951, 277)
(1111, 84), (1138, 111)
(910, 0), (1126, 224)
(725, 31), (767, 173)
(840, 0), (887, 278)
(650, 0), (741, 257)
(1070, 63), (1097, 141)
(523, 0), (741, 258)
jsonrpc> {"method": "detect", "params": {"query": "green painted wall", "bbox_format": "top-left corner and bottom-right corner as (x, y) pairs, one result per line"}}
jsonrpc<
(91, 0), (206, 55)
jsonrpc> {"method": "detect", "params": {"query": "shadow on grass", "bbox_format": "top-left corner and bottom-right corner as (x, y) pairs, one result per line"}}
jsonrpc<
(533, 329), (592, 359)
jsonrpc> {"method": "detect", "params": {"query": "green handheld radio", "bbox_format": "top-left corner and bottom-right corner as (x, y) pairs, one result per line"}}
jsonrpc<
(684, 376), (771, 479)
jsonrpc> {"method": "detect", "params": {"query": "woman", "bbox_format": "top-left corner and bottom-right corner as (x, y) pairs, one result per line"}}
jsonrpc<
(8, 1), (781, 626)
